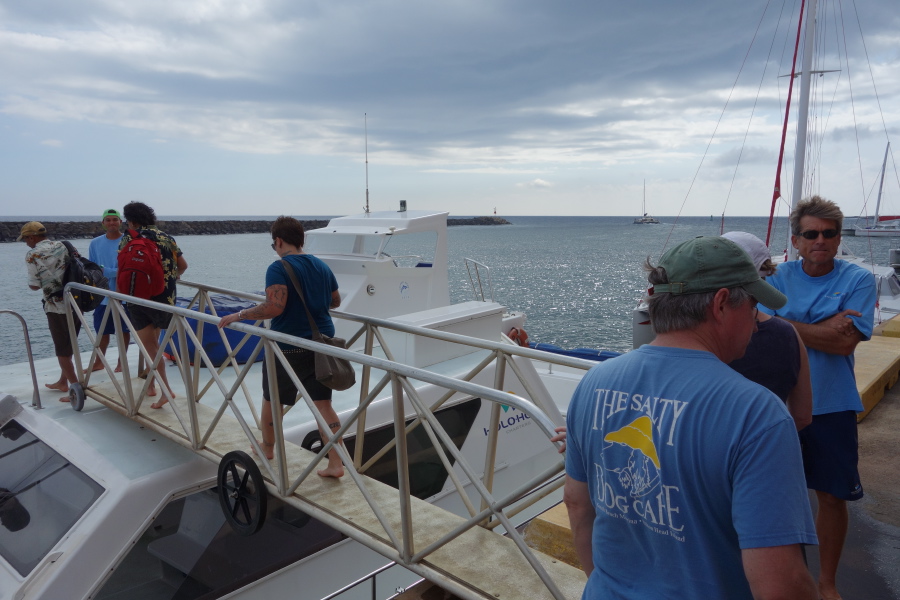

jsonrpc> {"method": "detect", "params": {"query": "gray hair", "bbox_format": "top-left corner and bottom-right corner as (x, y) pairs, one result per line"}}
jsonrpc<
(790, 195), (843, 235)
(645, 259), (754, 334)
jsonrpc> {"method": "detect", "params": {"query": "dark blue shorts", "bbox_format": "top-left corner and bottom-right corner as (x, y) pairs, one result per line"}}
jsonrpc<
(799, 411), (863, 501)
(129, 303), (173, 331)
(262, 349), (332, 406)
(93, 304), (131, 336)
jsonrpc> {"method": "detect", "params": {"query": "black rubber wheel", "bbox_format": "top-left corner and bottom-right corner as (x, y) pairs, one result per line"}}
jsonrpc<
(69, 383), (86, 411)
(217, 450), (267, 535)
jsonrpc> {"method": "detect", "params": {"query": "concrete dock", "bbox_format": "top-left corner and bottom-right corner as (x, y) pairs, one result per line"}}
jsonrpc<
(857, 325), (900, 420)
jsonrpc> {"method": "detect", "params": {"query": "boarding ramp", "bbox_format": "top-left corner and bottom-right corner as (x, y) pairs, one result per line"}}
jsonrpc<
(58, 279), (594, 600)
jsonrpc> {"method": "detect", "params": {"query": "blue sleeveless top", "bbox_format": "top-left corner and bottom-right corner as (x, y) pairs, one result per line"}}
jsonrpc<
(728, 317), (800, 403)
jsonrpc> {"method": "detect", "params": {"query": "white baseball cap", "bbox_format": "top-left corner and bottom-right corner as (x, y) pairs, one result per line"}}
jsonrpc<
(721, 231), (772, 277)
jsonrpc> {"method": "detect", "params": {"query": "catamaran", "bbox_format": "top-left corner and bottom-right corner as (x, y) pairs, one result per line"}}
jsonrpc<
(0, 207), (597, 600)
(632, 180), (660, 224)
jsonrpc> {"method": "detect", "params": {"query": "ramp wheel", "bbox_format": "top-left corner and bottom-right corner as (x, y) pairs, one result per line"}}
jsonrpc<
(69, 383), (86, 411)
(218, 451), (267, 535)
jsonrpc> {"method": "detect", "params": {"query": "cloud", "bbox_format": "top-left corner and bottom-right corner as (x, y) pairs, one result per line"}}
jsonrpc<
(710, 145), (775, 168)
(0, 0), (897, 216)
(518, 178), (552, 189)
(40, 139), (62, 147)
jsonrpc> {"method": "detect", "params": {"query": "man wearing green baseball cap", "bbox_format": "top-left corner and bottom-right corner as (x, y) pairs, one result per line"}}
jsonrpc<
(89, 209), (130, 372)
(564, 236), (817, 599)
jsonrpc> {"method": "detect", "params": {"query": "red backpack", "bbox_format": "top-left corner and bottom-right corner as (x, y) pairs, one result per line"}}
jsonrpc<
(117, 230), (166, 298)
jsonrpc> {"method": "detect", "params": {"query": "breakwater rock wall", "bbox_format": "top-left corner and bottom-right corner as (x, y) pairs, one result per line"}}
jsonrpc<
(447, 216), (510, 226)
(0, 220), (324, 243)
(0, 216), (510, 242)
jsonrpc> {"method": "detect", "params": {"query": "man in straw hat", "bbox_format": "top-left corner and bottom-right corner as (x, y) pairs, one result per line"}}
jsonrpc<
(19, 221), (81, 398)
(564, 236), (817, 599)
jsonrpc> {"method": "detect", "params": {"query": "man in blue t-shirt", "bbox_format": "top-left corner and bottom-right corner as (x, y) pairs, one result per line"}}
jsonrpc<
(565, 236), (817, 599)
(88, 208), (131, 372)
(760, 195), (876, 600)
(218, 216), (344, 478)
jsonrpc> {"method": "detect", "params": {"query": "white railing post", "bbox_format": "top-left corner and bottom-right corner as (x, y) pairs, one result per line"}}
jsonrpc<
(480, 352), (506, 515)
(174, 317), (202, 448)
(265, 340), (290, 495)
(354, 323), (376, 470)
(391, 373), (414, 562)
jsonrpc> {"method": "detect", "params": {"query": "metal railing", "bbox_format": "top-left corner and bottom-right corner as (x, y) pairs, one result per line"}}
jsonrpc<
(0, 310), (42, 409)
(318, 561), (413, 600)
(464, 258), (494, 302)
(59, 279), (595, 600)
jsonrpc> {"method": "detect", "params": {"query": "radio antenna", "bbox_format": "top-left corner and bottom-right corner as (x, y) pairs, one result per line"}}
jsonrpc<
(364, 113), (370, 214)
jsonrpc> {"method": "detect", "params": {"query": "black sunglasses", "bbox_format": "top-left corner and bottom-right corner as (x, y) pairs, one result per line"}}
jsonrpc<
(798, 228), (839, 240)
(271, 243), (276, 251)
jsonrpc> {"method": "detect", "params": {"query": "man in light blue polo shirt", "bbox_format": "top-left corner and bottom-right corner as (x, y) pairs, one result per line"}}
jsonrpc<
(761, 195), (876, 600)
(88, 208), (130, 372)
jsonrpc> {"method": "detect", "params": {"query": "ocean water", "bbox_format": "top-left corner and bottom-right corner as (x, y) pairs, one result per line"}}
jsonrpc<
(2, 215), (897, 367)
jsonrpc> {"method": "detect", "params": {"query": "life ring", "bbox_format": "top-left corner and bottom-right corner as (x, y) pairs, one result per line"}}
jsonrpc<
(507, 327), (529, 347)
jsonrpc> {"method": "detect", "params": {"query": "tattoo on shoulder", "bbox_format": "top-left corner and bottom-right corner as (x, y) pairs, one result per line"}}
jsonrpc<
(270, 286), (287, 310)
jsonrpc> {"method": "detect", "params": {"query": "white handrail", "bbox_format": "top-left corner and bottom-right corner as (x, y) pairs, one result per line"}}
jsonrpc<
(0, 310), (42, 409)
(463, 258), (494, 302)
(59, 279), (589, 600)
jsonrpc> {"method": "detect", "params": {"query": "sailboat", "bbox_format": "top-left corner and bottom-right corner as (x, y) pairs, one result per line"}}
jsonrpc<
(855, 143), (898, 237)
(635, 0), (900, 343)
(774, 0), (900, 320)
(632, 180), (660, 224)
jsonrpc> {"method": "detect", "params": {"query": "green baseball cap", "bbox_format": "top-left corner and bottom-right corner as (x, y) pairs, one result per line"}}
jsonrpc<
(102, 209), (121, 219)
(653, 236), (787, 310)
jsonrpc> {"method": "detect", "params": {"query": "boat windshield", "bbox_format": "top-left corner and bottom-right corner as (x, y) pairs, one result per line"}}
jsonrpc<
(0, 420), (105, 576)
(306, 231), (437, 267)
(305, 231), (386, 257)
(95, 489), (345, 599)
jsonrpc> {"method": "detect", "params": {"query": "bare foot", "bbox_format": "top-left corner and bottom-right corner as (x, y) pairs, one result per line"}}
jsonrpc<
(251, 441), (274, 460)
(45, 381), (68, 392)
(818, 583), (842, 600)
(59, 395), (71, 403)
(148, 386), (157, 397)
(317, 464), (345, 478)
(114, 362), (123, 373)
(150, 397), (168, 409)
(91, 361), (104, 372)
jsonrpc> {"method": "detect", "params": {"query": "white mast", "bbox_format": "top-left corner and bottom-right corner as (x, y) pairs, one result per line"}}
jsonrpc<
(364, 113), (370, 215)
(787, 0), (818, 260)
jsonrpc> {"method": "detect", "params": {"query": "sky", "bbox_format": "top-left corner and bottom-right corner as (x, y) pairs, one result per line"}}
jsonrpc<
(1, 0), (899, 218)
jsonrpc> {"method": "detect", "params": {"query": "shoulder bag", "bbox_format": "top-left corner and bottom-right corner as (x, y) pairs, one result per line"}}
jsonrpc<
(281, 260), (356, 391)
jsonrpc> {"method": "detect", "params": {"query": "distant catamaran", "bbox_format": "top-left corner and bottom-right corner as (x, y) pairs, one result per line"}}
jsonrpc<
(633, 180), (660, 224)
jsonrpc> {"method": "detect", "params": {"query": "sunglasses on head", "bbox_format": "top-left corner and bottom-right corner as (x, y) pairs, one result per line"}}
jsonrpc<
(798, 228), (839, 240)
